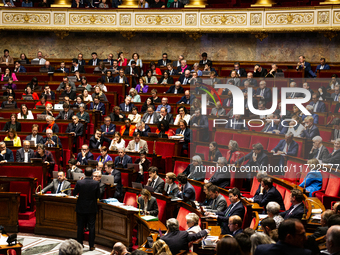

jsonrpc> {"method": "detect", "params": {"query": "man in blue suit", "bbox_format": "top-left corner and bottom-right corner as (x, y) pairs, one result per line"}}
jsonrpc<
(13, 61), (26, 73)
(101, 116), (116, 135)
(0, 142), (14, 163)
(56, 62), (69, 74)
(315, 58), (330, 74)
(175, 120), (191, 151)
(309, 94), (326, 113)
(206, 187), (245, 235)
(114, 148), (132, 168)
(236, 143), (268, 171)
(76, 144), (94, 165)
(189, 109), (209, 142)
(296, 55), (316, 78)
(176, 173), (196, 202)
(280, 189), (305, 220)
(271, 132), (299, 168)
(177, 90), (195, 104)
(300, 116), (320, 139)
(88, 52), (101, 66)
(301, 105), (319, 124)
(254, 219), (311, 255)
(104, 53), (114, 65)
(225, 115), (248, 130)
(255, 80), (272, 103)
(89, 96), (105, 115)
(119, 97), (135, 112)
(157, 53), (171, 67)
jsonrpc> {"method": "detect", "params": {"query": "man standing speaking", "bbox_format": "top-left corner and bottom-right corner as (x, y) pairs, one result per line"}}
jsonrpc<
(73, 167), (100, 250)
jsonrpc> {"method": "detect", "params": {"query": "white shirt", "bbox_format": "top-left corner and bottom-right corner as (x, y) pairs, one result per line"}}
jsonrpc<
(109, 139), (125, 151)
(119, 77), (124, 83)
(31, 135), (37, 145)
(33, 57), (46, 65)
(24, 150), (29, 163)
(134, 141), (140, 152)
(74, 65), (79, 71)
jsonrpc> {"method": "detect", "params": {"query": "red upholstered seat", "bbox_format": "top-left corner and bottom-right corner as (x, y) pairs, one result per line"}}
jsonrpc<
(7, 249), (17, 255)
(284, 161), (303, 183)
(173, 161), (190, 176)
(220, 192), (230, 205)
(243, 177), (259, 198)
(319, 130), (332, 142)
(295, 141), (303, 158)
(250, 216), (256, 229)
(156, 198), (167, 224)
(214, 132), (233, 146)
(284, 190), (292, 210)
(267, 138), (282, 151)
(123, 192), (138, 207)
(249, 136), (269, 150)
(195, 145), (209, 161)
(232, 134), (251, 148)
(227, 171), (243, 190)
(314, 175), (340, 209)
(176, 207), (201, 231)
(154, 142), (175, 157)
(219, 148), (229, 158)
(190, 182), (203, 202)
(275, 185), (286, 200)
(121, 172), (129, 187)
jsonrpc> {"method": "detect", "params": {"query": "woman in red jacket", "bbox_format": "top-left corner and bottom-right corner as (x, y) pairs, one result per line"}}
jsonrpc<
(226, 140), (241, 165)
(22, 85), (39, 100)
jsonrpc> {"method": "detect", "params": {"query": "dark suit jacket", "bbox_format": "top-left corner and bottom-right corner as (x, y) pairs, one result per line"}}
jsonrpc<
(119, 103), (135, 112)
(55, 110), (74, 120)
(209, 170), (230, 188)
(76, 152), (94, 165)
(111, 169), (123, 198)
(280, 203), (305, 220)
(183, 164), (205, 181)
(137, 196), (158, 216)
(100, 124), (116, 135)
(175, 128), (191, 146)
(71, 65), (85, 73)
(43, 136), (63, 149)
(177, 66), (191, 74)
(168, 69), (179, 75)
(114, 154), (132, 168)
(109, 113), (125, 122)
(42, 179), (71, 196)
(253, 186), (285, 212)
(230, 68), (247, 77)
(149, 177), (165, 193)
(308, 226), (328, 240)
(124, 66), (140, 77)
(323, 149), (340, 164)
(256, 87), (272, 102)
(232, 228), (243, 237)
(158, 76), (174, 85)
(166, 85), (184, 94)
(309, 101), (326, 113)
(164, 183), (179, 197)
(26, 134), (44, 145)
(158, 113), (174, 125)
(61, 90), (76, 100)
(273, 140), (299, 156)
(157, 59), (171, 66)
(89, 102), (106, 115)
(176, 182), (196, 201)
(66, 122), (84, 137)
(169, 1), (184, 7)
(89, 135), (111, 149)
(43, 123), (59, 134)
(254, 241), (311, 255)
(237, 151), (268, 171)
(88, 59), (101, 66)
(308, 145), (330, 161)
(206, 194), (228, 213)
(16, 148), (34, 162)
(113, 75), (129, 85)
(102, 75), (114, 83)
(316, 64), (330, 72)
(300, 125), (320, 140)
(178, 74), (192, 85)
(1, 101), (18, 109)
(0, 148), (14, 162)
(73, 177), (100, 214)
(57, 67), (69, 73)
(161, 230), (208, 255)
(177, 95), (195, 104)
(3, 121), (21, 132)
(216, 201), (245, 234)
(254, 68), (268, 78)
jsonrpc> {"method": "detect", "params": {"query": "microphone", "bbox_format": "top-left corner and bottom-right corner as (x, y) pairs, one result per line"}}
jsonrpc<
(60, 187), (74, 195)
(136, 194), (141, 216)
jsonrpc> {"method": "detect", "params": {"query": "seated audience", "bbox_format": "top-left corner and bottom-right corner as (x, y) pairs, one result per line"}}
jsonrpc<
(104, 161), (122, 198)
(210, 101), (226, 116)
(146, 166), (164, 193)
(1, 94), (18, 108)
(16, 140), (34, 162)
(158, 70), (174, 85)
(322, 138), (340, 164)
(135, 77), (149, 93)
(3, 113), (21, 131)
(175, 119), (191, 152)
(135, 121), (151, 137)
(208, 141), (222, 162)
(41, 103), (54, 117)
(309, 93), (326, 112)
(43, 129), (63, 148)
(76, 144), (94, 165)
(79, 76), (92, 91)
(250, 232), (275, 255)
(89, 96), (106, 115)
(114, 148), (132, 168)
(142, 105), (159, 124)
(331, 118), (340, 142)
(101, 116), (116, 135)
(164, 172), (179, 197)
(82, 89), (93, 102)
(0, 141), (14, 163)
(57, 77), (76, 92)
(109, 106), (125, 122)
(96, 146), (112, 164)
(174, 105), (190, 125)
(33, 143), (55, 172)
(203, 185), (228, 213)
(299, 158), (322, 196)
(176, 173), (196, 201)
(76, 103), (90, 123)
(55, 103), (74, 120)
(156, 119), (175, 138)
(271, 132), (299, 167)
(138, 189), (159, 217)
(128, 88), (141, 103)
(207, 157), (231, 188)
(190, 108), (209, 141)
(255, 80), (271, 103)
(266, 202), (284, 228)
(66, 158), (83, 180)
(144, 69), (158, 84)
(92, 86), (108, 102)
(120, 97), (135, 112)
(183, 155), (205, 181)
(43, 116), (59, 133)
(42, 170), (71, 195)
(109, 132), (125, 151)
(1, 67), (18, 81)
(128, 107), (141, 124)
(308, 136), (330, 161)
(120, 119), (136, 137)
(66, 115), (84, 149)
(56, 62), (69, 74)
(134, 149), (150, 183)
(41, 85), (55, 100)
(286, 115), (305, 137)
(229, 215), (243, 236)
(4, 128), (21, 147)
(113, 69), (129, 85)
(126, 132), (149, 153)
(26, 124), (43, 146)
(35, 94), (52, 109)
(167, 63), (178, 75)
(89, 129), (111, 149)
(300, 116), (320, 139)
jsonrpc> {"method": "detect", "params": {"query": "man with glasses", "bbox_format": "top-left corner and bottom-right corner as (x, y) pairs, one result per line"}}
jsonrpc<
(141, 106), (158, 124)
(41, 170), (71, 195)
(0, 141), (14, 163)
(157, 53), (171, 67)
(43, 129), (62, 148)
(76, 144), (94, 165)
(1, 94), (17, 108)
(66, 116), (84, 152)
(16, 140), (34, 163)
(93, 170), (106, 199)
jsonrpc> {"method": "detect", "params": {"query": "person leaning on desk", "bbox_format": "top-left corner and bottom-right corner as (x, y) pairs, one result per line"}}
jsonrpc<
(137, 188), (159, 217)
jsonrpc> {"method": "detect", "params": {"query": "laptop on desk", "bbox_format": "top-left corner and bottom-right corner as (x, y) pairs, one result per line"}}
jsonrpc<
(144, 185), (154, 193)
(19, 60), (27, 65)
(73, 172), (85, 180)
(22, 95), (33, 100)
(88, 160), (98, 166)
(101, 175), (114, 185)
(132, 182), (143, 189)
(31, 60), (40, 65)
(39, 68), (48, 73)
(4, 141), (13, 147)
(37, 114), (47, 120)
(3, 103), (15, 109)
(2, 77), (9, 82)
(147, 132), (158, 138)
(31, 158), (43, 163)
(36, 105), (45, 110)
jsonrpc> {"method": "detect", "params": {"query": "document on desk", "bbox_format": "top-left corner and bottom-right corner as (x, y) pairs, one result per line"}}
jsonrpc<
(141, 215), (159, 221)
(0, 235), (8, 245)
(119, 205), (140, 211)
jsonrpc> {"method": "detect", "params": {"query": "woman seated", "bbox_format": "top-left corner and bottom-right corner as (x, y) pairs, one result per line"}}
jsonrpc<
(76, 103), (90, 123)
(92, 86), (108, 101)
(137, 189), (158, 217)
(96, 78), (108, 93)
(156, 120), (175, 138)
(226, 140), (240, 164)
(79, 76), (92, 92)
(186, 212), (202, 251)
(150, 61), (162, 76)
(117, 52), (128, 67)
(43, 116), (59, 133)
(134, 149), (150, 183)
(183, 155), (205, 181)
(191, 63), (202, 77)
(4, 77), (17, 90)
(1, 67), (18, 82)
(299, 158), (322, 197)
(96, 146), (113, 164)
(141, 98), (155, 113)
(144, 69), (158, 84)
(3, 113), (21, 132)
(82, 89), (93, 102)
(174, 106), (190, 125)
(4, 128), (21, 147)
(109, 132), (125, 151)
(266, 202), (284, 228)
(128, 107), (141, 123)
(201, 182), (213, 206)
(286, 115), (305, 137)
(27, 77), (41, 91)
(317, 86), (331, 101)
(18, 104), (34, 120)
(74, 70), (82, 82)
(128, 88), (141, 102)
(150, 88), (161, 103)
(73, 95), (84, 108)
(94, 61), (107, 74)
(158, 70), (174, 85)
(33, 144), (55, 173)
(128, 53), (143, 69)
(208, 141), (222, 162)
(22, 85), (39, 100)
(135, 77), (149, 93)
(42, 103), (54, 117)
(35, 94), (52, 109)
(291, 105), (302, 118)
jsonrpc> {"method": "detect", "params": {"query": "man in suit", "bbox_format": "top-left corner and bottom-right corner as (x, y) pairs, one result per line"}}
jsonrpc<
(43, 61), (55, 72)
(161, 218), (209, 255)
(236, 143), (268, 171)
(56, 77), (76, 91)
(42, 170), (71, 196)
(124, 61), (140, 86)
(101, 116), (116, 135)
(61, 84), (76, 101)
(113, 69), (129, 86)
(135, 121), (151, 137)
(262, 114), (280, 133)
(254, 177), (285, 212)
(296, 55), (316, 78)
(126, 132), (149, 153)
(199, 52), (211, 66)
(229, 215), (243, 237)
(204, 185), (227, 213)
(89, 96), (106, 116)
(164, 172), (179, 198)
(206, 187), (245, 235)
(142, 105), (159, 124)
(157, 53), (171, 67)
(146, 167), (164, 193)
(242, 72), (258, 87)
(119, 97), (135, 113)
(137, 189), (159, 216)
(73, 167), (100, 251)
(66, 116), (84, 151)
(56, 62), (69, 74)
(315, 57), (330, 73)
(88, 52), (100, 66)
(255, 80), (271, 103)
(89, 129), (111, 149)
(26, 124), (44, 146)
(266, 63), (283, 78)
(158, 107), (174, 124)
(92, 170), (106, 199)
(190, 109), (209, 142)
(0, 142), (14, 163)
(178, 70), (192, 85)
(16, 140), (34, 163)
(307, 209), (334, 241)
(114, 148), (132, 168)
(167, 63), (179, 76)
(104, 161), (122, 198)
(71, 58), (85, 73)
(253, 64), (267, 77)
(175, 120), (191, 151)
(43, 129), (63, 149)
(13, 61), (26, 73)
(55, 103), (74, 120)
(172, 55), (184, 68)
(76, 53), (86, 66)
(177, 90), (195, 104)
(231, 62), (247, 77)
(76, 144), (94, 165)
(331, 85), (340, 101)
(1, 94), (17, 109)
(323, 138), (340, 164)
(271, 132), (299, 168)
(225, 114), (248, 130)
(308, 136), (330, 161)
(156, 97), (171, 113)
(176, 173), (196, 201)
(165, 82), (184, 95)
(286, 81), (304, 99)
(280, 189), (305, 220)
(332, 118), (340, 142)
(170, 0), (184, 7)
(301, 105), (319, 124)
(300, 116), (320, 139)
(104, 53), (114, 66)
(102, 70), (114, 84)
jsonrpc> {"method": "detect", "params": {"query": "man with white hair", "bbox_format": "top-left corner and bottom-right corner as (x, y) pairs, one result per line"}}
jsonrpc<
(33, 51), (46, 65)
(326, 226), (340, 255)
(286, 82), (304, 99)
(301, 105), (319, 124)
(331, 118), (340, 142)
(43, 129), (63, 148)
(177, 59), (190, 75)
(59, 239), (83, 255)
(308, 136), (330, 161)
(93, 170), (106, 199)
(255, 81), (271, 103)
(16, 140), (34, 163)
(323, 138), (340, 164)
(300, 116), (320, 140)
(112, 242), (129, 255)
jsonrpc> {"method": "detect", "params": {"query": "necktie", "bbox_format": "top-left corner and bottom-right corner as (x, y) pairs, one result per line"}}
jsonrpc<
(151, 180), (155, 188)
(126, 106), (128, 112)
(260, 89), (264, 97)
(167, 185), (171, 194)
(313, 102), (318, 112)
(335, 95), (338, 101)
(224, 205), (232, 217)
(183, 78), (187, 85)
(291, 92), (295, 98)
(175, 2), (177, 7)
(106, 126), (109, 132)
(57, 183), (62, 193)
(64, 113), (67, 120)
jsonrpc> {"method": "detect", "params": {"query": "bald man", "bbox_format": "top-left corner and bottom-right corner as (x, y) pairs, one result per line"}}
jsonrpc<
(326, 226), (340, 254)
(112, 242), (129, 255)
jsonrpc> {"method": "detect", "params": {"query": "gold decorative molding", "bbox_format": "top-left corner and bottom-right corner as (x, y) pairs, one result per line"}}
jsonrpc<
(320, 0), (340, 4)
(50, 0), (71, 7)
(54, 13), (66, 25)
(120, 13), (131, 25)
(333, 11), (340, 24)
(118, 0), (138, 8)
(251, 13), (262, 25)
(135, 14), (181, 26)
(266, 12), (314, 25)
(186, 32), (201, 40)
(185, 0), (207, 8)
(201, 14), (246, 26)
(69, 14), (116, 25)
(3, 12), (50, 24)
(185, 13), (197, 26)
(251, 0), (276, 7)
(321, 31), (337, 41)
(318, 11), (329, 24)
(120, 31), (136, 40)
(54, 30), (69, 39)
(252, 32), (268, 41)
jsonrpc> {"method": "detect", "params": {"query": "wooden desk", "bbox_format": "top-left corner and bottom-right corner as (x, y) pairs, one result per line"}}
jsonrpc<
(0, 192), (20, 233)
(0, 238), (23, 255)
(34, 194), (166, 248)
